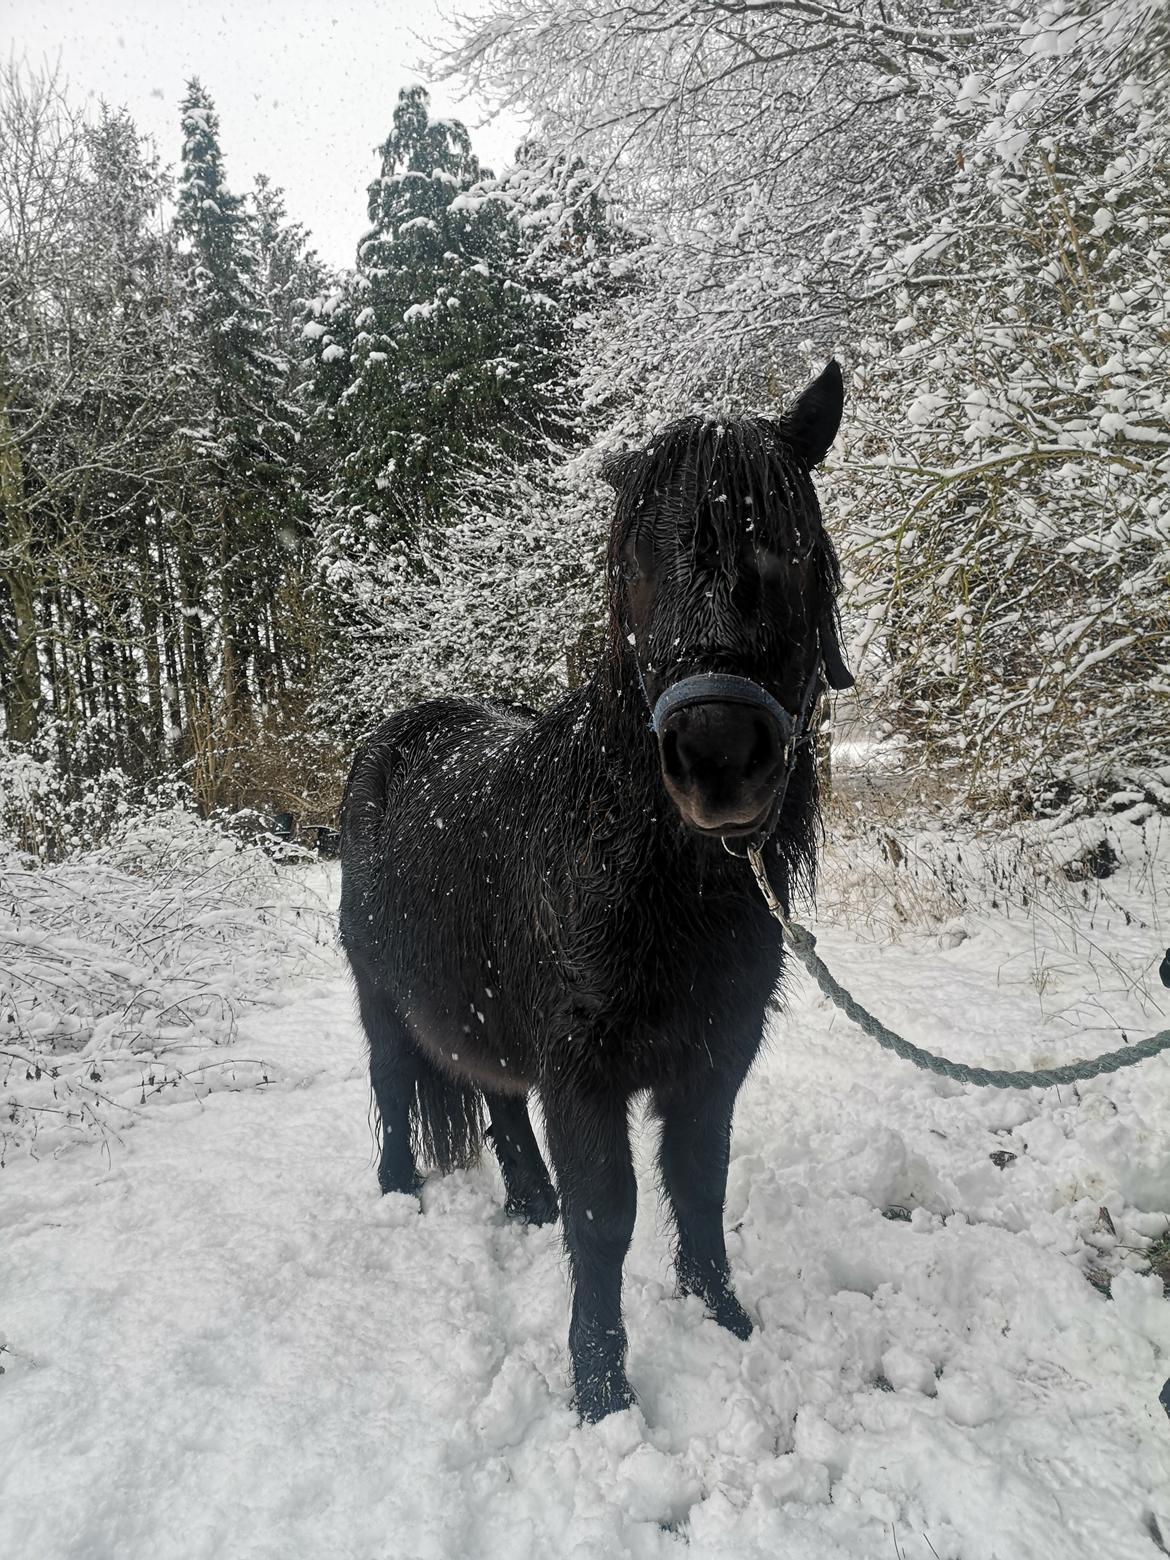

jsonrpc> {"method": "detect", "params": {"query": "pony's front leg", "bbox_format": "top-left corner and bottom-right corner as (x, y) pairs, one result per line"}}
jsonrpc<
(655, 1076), (753, 1340)
(541, 1083), (636, 1421)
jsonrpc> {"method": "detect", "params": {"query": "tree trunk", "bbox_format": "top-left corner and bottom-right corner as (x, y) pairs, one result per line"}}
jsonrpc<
(138, 522), (165, 768)
(0, 392), (41, 742)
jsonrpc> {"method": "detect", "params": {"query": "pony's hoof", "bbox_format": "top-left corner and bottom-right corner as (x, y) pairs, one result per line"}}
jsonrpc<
(575, 1369), (637, 1424)
(379, 1169), (424, 1200)
(711, 1293), (753, 1340)
(505, 1187), (559, 1227)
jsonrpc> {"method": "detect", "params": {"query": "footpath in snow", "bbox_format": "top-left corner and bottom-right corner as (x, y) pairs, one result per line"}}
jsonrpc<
(3, 811), (1170, 1560)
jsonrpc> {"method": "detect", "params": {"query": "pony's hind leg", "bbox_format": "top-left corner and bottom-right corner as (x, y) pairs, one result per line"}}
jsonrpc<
(484, 1092), (558, 1226)
(655, 1075), (753, 1340)
(356, 985), (423, 1197)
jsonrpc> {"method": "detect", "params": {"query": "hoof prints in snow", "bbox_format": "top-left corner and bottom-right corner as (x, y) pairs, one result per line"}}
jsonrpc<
(2, 852), (1170, 1559)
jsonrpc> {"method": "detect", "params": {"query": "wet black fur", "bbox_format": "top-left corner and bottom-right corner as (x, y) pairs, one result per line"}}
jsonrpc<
(339, 365), (847, 1421)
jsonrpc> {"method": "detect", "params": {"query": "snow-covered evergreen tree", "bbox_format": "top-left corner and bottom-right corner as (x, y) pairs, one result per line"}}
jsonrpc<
(309, 86), (575, 548)
(174, 79), (311, 802)
(307, 87), (623, 733)
(176, 79), (296, 488)
(252, 173), (330, 399)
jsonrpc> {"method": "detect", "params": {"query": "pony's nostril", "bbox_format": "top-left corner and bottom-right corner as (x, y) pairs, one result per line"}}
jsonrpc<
(660, 707), (782, 799)
(661, 728), (686, 784)
(743, 717), (779, 780)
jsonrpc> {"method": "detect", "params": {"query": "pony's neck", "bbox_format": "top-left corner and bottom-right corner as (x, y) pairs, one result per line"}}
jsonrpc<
(576, 633), (731, 870)
(581, 634), (662, 794)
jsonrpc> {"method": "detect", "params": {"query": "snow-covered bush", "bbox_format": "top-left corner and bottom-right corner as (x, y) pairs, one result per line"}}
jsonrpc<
(837, 0), (1170, 806)
(1, 757), (334, 1165)
(0, 736), (140, 861)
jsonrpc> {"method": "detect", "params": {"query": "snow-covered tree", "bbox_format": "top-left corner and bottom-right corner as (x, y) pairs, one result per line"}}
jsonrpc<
(252, 173), (330, 399)
(1, 67), (332, 813)
(829, 0), (1170, 805)
(174, 79), (312, 803)
(443, 0), (1170, 807)
(0, 67), (187, 769)
(175, 80), (295, 478)
(308, 87), (623, 733)
(0, 63), (89, 747)
(309, 86), (576, 544)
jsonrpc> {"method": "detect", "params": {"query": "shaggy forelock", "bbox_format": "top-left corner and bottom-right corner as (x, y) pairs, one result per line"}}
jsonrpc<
(607, 415), (843, 612)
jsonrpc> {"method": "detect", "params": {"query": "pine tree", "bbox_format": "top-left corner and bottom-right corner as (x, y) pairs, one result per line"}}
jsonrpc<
(304, 92), (634, 732)
(69, 106), (184, 775)
(174, 79), (306, 802)
(176, 79), (294, 487)
(252, 174), (329, 400)
(309, 86), (575, 553)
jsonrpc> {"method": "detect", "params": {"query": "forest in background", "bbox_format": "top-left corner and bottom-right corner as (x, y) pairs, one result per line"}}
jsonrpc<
(1, 0), (1168, 853)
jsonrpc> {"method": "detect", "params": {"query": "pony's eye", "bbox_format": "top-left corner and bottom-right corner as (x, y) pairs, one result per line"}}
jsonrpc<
(754, 549), (787, 583)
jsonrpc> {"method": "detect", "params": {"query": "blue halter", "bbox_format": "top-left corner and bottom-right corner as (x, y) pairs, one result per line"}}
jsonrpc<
(650, 672), (796, 741)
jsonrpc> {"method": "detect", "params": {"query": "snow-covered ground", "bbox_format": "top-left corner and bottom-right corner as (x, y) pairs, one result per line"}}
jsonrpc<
(4, 809), (1170, 1559)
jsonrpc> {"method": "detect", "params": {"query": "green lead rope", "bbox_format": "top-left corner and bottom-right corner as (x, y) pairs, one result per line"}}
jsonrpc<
(747, 846), (1170, 1091)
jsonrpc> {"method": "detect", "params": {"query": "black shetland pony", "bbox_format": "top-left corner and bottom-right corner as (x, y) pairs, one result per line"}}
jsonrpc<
(340, 362), (853, 1421)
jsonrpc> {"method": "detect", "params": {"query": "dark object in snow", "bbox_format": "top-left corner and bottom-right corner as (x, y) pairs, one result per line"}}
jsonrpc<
(339, 364), (851, 1422)
(882, 1206), (913, 1222)
(1086, 1267), (1113, 1297)
(1159, 949), (1170, 989)
(1160, 1378), (1170, 1421)
(270, 810), (296, 842)
(1145, 1510), (1169, 1557)
(313, 825), (340, 860)
(989, 1150), (1017, 1169)
(1146, 1234), (1170, 1296)
(1060, 836), (1119, 882)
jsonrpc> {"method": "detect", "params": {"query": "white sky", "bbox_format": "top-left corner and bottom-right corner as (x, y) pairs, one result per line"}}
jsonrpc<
(4, 0), (526, 269)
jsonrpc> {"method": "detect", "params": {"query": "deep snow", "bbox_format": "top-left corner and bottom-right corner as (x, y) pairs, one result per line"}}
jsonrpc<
(3, 811), (1170, 1560)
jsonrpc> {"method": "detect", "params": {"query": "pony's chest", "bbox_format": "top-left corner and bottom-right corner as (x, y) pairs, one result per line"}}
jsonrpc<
(580, 879), (779, 1024)
(585, 907), (777, 1089)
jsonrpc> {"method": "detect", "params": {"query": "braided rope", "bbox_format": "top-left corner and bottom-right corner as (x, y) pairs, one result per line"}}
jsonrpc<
(748, 846), (1170, 1090)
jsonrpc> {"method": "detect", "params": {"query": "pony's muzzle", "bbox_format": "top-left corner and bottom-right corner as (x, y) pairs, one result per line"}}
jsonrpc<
(652, 675), (792, 837)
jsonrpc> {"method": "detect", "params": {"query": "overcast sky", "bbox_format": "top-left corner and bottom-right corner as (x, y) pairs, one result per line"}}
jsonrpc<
(4, 0), (526, 269)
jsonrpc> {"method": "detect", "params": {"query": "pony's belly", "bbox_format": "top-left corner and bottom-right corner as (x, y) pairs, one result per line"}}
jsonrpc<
(402, 989), (535, 1097)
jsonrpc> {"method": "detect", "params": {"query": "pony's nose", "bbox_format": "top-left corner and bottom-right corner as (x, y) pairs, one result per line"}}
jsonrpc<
(657, 701), (785, 834)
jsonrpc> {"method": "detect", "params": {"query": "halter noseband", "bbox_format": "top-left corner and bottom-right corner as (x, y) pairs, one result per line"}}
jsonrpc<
(649, 667), (821, 750)
(639, 655), (828, 849)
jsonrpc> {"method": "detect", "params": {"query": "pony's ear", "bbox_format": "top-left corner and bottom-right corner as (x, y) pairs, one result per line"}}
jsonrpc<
(599, 448), (639, 490)
(779, 360), (844, 467)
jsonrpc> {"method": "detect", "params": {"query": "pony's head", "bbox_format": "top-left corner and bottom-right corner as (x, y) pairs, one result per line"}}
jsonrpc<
(603, 362), (853, 841)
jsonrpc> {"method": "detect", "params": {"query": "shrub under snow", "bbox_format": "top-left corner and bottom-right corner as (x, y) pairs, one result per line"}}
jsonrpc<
(1, 755), (334, 1166)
